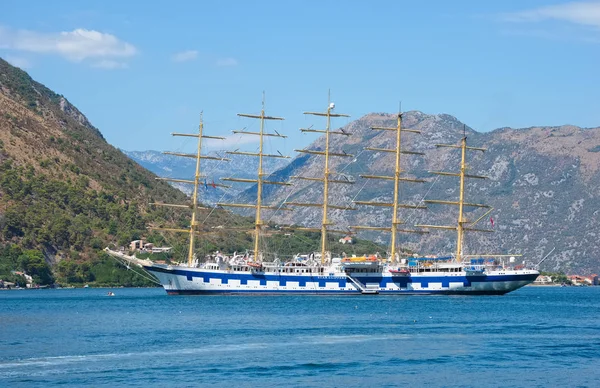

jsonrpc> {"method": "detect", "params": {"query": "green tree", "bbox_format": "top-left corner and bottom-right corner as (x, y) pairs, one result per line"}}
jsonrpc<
(18, 250), (54, 285)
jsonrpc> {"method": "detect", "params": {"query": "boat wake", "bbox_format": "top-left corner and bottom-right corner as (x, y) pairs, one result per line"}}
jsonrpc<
(0, 333), (411, 373)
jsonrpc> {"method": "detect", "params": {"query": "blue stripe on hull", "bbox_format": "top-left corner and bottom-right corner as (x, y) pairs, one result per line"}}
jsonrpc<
(148, 265), (537, 289)
(148, 266), (349, 287)
(166, 289), (513, 296)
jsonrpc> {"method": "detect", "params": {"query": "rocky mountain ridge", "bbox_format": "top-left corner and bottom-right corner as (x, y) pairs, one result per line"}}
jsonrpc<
(130, 111), (600, 273)
(233, 112), (600, 274)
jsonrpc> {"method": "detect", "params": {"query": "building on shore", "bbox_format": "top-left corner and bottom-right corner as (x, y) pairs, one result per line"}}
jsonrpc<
(130, 240), (171, 254)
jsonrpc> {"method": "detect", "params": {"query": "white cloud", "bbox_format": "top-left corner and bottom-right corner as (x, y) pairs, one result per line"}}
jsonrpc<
(92, 59), (128, 69)
(0, 26), (137, 65)
(502, 1), (600, 28)
(172, 50), (198, 62)
(216, 57), (238, 67)
(5, 55), (32, 69)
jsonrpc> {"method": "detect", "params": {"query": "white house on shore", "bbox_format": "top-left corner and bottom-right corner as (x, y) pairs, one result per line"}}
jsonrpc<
(533, 275), (553, 284)
(339, 236), (353, 244)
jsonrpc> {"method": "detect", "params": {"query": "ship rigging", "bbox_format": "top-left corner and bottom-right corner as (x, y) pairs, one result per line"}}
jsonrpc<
(105, 100), (539, 295)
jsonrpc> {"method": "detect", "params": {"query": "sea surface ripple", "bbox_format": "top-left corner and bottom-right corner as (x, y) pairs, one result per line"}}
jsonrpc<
(1, 286), (599, 387)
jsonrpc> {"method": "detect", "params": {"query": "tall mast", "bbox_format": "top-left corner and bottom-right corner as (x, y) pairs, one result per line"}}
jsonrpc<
(218, 94), (290, 261)
(456, 136), (467, 260)
(287, 92), (354, 264)
(352, 110), (427, 262)
(321, 94), (333, 261)
(390, 114), (403, 259)
(151, 113), (230, 267)
(416, 130), (492, 262)
(254, 97), (267, 258)
(187, 114), (205, 265)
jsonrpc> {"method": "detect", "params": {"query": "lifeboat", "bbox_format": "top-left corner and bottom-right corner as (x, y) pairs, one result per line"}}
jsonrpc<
(341, 255), (380, 269)
(389, 268), (411, 276)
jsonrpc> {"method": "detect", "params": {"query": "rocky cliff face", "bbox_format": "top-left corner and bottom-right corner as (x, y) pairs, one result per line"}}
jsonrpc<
(235, 112), (600, 273)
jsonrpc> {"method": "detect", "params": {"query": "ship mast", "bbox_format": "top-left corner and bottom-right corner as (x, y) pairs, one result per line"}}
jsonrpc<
(151, 113), (230, 267)
(416, 129), (492, 262)
(218, 94), (290, 261)
(286, 93), (354, 264)
(352, 111), (427, 263)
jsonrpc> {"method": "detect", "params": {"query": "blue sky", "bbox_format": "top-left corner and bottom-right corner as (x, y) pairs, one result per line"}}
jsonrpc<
(2, 0), (600, 155)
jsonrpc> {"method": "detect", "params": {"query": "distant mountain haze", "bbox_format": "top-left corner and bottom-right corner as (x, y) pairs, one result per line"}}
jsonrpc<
(123, 150), (287, 205)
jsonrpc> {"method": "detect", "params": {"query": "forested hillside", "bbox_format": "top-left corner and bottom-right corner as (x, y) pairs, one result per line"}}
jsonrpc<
(0, 58), (252, 287)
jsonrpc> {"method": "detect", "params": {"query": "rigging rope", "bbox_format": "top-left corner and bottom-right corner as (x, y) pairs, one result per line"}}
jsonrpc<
(107, 254), (162, 286)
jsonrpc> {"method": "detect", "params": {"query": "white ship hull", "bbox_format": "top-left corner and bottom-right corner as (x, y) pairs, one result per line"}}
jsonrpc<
(145, 264), (538, 295)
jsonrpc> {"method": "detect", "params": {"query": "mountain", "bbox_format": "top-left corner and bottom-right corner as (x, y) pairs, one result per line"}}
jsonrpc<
(123, 150), (287, 204)
(235, 112), (600, 274)
(0, 58), (251, 286)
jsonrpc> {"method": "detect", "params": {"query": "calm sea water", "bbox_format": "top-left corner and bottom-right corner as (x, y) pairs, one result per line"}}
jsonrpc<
(1, 286), (599, 388)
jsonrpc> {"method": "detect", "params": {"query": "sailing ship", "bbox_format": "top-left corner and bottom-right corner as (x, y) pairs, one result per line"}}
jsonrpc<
(105, 100), (539, 295)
